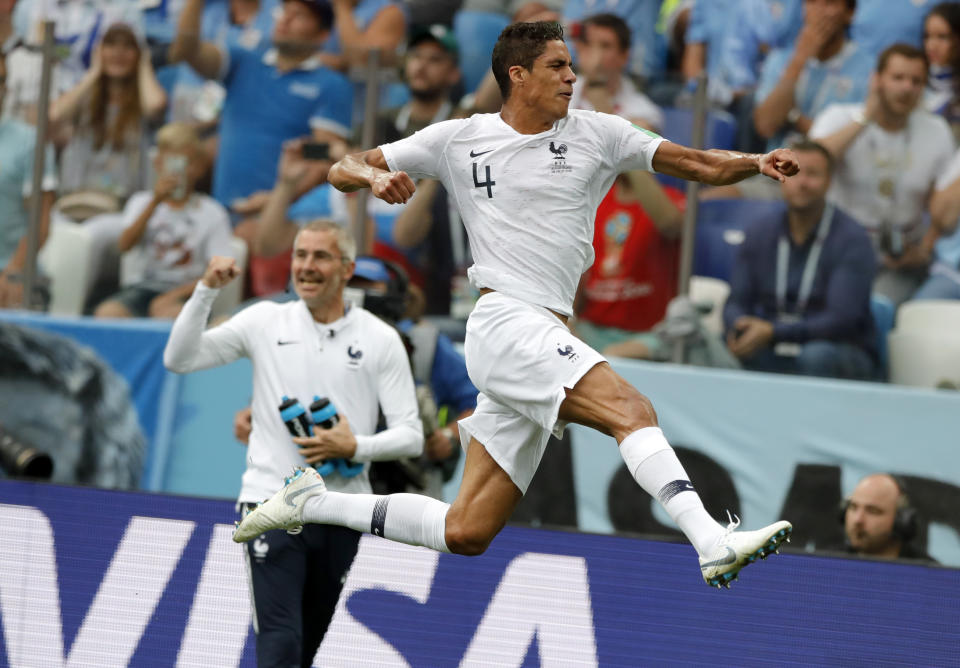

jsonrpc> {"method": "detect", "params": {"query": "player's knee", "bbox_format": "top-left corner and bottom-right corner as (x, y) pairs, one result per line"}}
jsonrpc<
(444, 519), (494, 556)
(623, 389), (658, 431)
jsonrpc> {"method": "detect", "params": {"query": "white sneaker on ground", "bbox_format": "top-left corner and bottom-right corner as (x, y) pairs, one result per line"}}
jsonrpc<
(699, 513), (792, 589)
(233, 467), (326, 543)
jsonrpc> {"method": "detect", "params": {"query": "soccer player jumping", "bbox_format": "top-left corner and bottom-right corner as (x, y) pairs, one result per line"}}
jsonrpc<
(235, 21), (797, 588)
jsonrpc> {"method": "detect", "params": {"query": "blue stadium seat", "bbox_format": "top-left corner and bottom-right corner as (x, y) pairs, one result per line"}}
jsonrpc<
(453, 11), (511, 93)
(693, 199), (786, 281)
(657, 107), (739, 190)
(870, 293), (896, 379)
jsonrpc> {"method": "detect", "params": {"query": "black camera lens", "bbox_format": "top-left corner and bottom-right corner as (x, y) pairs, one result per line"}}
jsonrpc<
(0, 425), (53, 479)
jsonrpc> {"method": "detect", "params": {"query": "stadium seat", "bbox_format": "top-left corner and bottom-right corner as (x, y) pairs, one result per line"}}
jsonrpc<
(39, 217), (96, 316)
(894, 299), (960, 333)
(870, 294), (895, 379)
(887, 300), (960, 388)
(689, 275), (730, 336)
(692, 199), (786, 281)
(453, 11), (511, 94)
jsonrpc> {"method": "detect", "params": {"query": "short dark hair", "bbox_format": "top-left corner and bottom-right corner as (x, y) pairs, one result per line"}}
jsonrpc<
(284, 0), (334, 32)
(789, 139), (834, 174)
(581, 13), (631, 52)
(491, 21), (564, 101)
(877, 42), (929, 74)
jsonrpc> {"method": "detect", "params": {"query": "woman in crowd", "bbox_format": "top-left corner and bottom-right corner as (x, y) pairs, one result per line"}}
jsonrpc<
(49, 21), (167, 218)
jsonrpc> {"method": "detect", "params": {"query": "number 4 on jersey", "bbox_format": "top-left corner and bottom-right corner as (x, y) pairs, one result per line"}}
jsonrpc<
(472, 162), (496, 198)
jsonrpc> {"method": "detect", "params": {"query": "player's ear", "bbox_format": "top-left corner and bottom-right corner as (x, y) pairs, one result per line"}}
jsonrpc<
(508, 64), (526, 87)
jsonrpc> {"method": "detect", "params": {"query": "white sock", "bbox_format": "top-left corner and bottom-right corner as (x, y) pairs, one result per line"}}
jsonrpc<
(619, 427), (724, 556)
(303, 491), (451, 553)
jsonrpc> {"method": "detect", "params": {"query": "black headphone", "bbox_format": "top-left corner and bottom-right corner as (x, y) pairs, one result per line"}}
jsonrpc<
(838, 474), (918, 543)
(349, 256), (409, 323)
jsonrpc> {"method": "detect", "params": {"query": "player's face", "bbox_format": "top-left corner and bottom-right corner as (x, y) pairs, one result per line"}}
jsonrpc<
(877, 54), (927, 117)
(405, 41), (459, 99)
(291, 229), (351, 307)
(844, 478), (899, 554)
(781, 149), (830, 210)
(521, 40), (576, 120)
(924, 14), (956, 68)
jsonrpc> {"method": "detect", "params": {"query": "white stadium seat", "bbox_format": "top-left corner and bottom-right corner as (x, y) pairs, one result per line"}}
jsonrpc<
(887, 300), (960, 388)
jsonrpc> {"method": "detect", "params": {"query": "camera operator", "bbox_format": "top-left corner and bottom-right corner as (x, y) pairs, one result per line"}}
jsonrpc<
(164, 219), (422, 667)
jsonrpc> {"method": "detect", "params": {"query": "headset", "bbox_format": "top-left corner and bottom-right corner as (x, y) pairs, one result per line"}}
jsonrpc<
(349, 256), (410, 323)
(838, 474), (918, 543)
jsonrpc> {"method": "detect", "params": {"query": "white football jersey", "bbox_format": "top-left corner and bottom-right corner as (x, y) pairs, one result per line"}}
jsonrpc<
(381, 109), (666, 315)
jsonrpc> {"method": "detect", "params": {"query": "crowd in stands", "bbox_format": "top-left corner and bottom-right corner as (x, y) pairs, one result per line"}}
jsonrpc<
(2, 0), (960, 386)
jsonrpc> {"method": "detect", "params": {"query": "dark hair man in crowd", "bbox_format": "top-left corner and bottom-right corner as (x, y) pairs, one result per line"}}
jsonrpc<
(724, 140), (878, 380)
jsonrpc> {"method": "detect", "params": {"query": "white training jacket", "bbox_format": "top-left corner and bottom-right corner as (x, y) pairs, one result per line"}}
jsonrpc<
(164, 283), (423, 503)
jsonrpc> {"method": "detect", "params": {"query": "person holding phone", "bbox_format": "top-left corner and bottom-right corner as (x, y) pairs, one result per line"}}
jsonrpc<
(94, 123), (236, 319)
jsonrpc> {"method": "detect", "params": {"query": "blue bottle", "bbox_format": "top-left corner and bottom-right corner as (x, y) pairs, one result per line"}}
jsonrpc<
(309, 396), (364, 479)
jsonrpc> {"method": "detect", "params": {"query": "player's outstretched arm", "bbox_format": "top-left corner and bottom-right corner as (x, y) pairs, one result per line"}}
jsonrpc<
(328, 148), (417, 204)
(652, 142), (799, 186)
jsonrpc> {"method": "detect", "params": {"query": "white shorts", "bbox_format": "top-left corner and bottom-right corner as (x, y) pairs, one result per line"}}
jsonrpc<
(457, 292), (605, 494)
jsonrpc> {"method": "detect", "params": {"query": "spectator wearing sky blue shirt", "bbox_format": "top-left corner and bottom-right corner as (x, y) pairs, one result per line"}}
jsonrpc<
(753, 0), (871, 153)
(850, 0), (934, 64)
(0, 52), (57, 310)
(718, 0), (804, 98)
(682, 0), (738, 105)
(169, 0), (352, 216)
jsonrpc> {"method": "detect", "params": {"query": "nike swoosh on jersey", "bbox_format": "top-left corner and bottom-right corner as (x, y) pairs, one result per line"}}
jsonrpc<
(277, 339), (300, 346)
(700, 546), (737, 569)
(469, 148), (494, 157)
(285, 483), (324, 506)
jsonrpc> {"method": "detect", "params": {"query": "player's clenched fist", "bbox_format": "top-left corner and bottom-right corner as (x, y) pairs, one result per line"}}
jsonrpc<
(758, 148), (800, 182)
(372, 170), (416, 204)
(202, 256), (240, 288)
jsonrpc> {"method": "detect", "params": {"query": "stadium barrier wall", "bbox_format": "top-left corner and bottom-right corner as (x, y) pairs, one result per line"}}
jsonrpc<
(1, 479), (958, 667)
(2, 313), (959, 566)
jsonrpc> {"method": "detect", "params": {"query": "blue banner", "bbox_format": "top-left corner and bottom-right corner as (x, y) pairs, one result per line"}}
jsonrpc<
(1, 480), (958, 667)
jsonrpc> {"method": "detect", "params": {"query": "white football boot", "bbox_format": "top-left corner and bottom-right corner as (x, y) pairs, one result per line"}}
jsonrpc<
(699, 512), (792, 588)
(233, 467), (326, 543)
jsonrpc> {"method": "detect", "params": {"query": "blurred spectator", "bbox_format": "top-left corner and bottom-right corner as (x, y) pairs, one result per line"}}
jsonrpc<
(717, 0), (804, 100)
(573, 173), (684, 361)
(810, 43), (955, 305)
(566, 10), (683, 360)
(923, 1), (960, 141)
(723, 140), (878, 380)
(13, 1), (145, 86)
(169, 0), (352, 215)
(319, 0), (408, 72)
(681, 0), (738, 105)
(916, 148), (960, 300)
(166, 0), (280, 125)
(404, 0), (462, 28)
(0, 50), (57, 310)
(850, 0), (932, 63)
(837, 473), (935, 563)
(753, 0), (869, 152)
(94, 123), (233, 319)
(570, 13), (663, 130)
(565, 0), (665, 82)
(49, 21), (167, 216)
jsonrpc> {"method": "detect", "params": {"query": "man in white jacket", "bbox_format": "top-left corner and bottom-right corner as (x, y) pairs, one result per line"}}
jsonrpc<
(164, 219), (422, 668)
